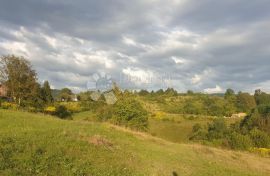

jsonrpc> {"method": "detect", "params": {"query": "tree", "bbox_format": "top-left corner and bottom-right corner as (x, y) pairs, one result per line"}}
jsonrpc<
(27, 83), (46, 109)
(224, 88), (235, 99)
(138, 89), (149, 96)
(112, 98), (148, 131)
(223, 89), (237, 114)
(58, 88), (73, 101)
(42, 81), (53, 104)
(254, 90), (270, 105)
(156, 89), (164, 95)
(187, 90), (194, 95)
(0, 55), (39, 106)
(165, 88), (178, 96)
(237, 92), (256, 112)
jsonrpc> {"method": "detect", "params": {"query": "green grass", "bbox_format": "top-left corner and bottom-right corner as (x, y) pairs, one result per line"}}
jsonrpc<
(1, 109), (270, 176)
(148, 117), (212, 143)
(148, 114), (242, 143)
(72, 110), (97, 121)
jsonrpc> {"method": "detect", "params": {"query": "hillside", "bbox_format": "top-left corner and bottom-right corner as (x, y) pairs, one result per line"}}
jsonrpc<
(0, 110), (270, 176)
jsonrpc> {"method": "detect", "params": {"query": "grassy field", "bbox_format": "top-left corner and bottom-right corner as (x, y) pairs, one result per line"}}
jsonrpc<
(73, 110), (240, 144)
(1, 109), (270, 175)
(148, 113), (242, 143)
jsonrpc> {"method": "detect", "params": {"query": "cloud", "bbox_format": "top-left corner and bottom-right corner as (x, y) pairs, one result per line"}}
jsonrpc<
(204, 85), (224, 94)
(0, 0), (269, 93)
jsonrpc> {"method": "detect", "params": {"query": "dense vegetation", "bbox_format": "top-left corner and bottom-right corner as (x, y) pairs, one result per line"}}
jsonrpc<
(190, 102), (270, 151)
(138, 88), (257, 117)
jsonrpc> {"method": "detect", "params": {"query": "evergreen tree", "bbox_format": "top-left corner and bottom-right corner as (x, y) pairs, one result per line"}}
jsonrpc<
(42, 81), (53, 104)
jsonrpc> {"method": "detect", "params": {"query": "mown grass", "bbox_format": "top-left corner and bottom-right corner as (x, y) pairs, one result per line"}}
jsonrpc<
(0, 109), (270, 176)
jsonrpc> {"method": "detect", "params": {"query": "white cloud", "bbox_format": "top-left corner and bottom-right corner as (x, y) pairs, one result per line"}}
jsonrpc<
(191, 74), (201, 84)
(204, 85), (223, 94)
(122, 67), (154, 85)
(171, 56), (186, 64)
(0, 41), (29, 56)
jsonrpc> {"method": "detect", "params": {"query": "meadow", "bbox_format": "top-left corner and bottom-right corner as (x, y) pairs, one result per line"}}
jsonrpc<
(1, 109), (270, 176)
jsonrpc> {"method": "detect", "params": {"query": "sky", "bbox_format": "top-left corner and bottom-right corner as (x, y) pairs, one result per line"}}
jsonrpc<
(0, 0), (270, 93)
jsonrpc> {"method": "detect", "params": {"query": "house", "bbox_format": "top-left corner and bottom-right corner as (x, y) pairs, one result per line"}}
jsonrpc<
(0, 84), (7, 97)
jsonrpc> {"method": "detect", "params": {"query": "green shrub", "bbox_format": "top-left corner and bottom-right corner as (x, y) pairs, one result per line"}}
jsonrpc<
(54, 105), (72, 119)
(249, 128), (270, 148)
(96, 105), (113, 121)
(207, 118), (228, 140)
(192, 123), (202, 133)
(229, 132), (253, 150)
(112, 98), (148, 131)
(189, 128), (208, 141)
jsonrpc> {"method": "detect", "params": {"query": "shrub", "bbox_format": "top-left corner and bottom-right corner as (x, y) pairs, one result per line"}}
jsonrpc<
(229, 132), (253, 150)
(192, 123), (202, 133)
(0, 102), (18, 110)
(96, 105), (113, 121)
(249, 147), (270, 157)
(54, 105), (72, 119)
(249, 128), (270, 148)
(44, 106), (56, 114)
(61, 102), (82, 113)
(207, 118), (228, 140)
(112, 98), (148, 131)
(189, 128), (208, 141)
(27, 106), (37, 112)
(154, 111), (166, 120)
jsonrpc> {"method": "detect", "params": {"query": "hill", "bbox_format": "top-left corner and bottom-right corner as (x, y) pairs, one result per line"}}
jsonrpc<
(0, 109), (270, 176)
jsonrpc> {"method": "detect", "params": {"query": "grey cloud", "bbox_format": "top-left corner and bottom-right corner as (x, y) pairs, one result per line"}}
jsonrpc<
(0, 0), (270, 93)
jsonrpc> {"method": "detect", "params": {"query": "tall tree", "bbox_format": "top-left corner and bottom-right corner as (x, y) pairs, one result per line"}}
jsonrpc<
(42, 81), (53, 104)
(224, 88), (235, 99)
(254, 89), (270, 105)
(0, 55), (38, 106)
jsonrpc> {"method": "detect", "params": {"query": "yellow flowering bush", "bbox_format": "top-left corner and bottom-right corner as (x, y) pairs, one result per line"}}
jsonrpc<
(1, 102), (18, 110)
(154, 111), (166, 120)
(44, 106), (56, 114)
(60, 102), (81, 113)
(249, 147), (270, 157)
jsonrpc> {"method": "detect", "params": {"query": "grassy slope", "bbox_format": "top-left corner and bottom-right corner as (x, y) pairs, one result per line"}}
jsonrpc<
(148, 115), (241, 143)
(0, 110), (270, 176)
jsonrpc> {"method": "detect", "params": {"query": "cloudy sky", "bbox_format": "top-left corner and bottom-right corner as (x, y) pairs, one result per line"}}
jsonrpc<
(0, 0), (270, 93)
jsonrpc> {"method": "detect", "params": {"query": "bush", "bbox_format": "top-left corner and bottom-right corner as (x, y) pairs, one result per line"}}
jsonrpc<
(249, 128), (270, 148)
(192, 123), (202, 133)
(229, 132), (253, 150)
(26, 106), (38, 113)
(44, 106), (56, 114)
(207, 118), (228, 140)
(0, 102), (18, 110)
(189, 128), (208, 141)
(112, 98), (148, 131)
(60, 102), (82, 113)
(249, 147), (270, 157)
(54, 105), (72, 119)
(96, 105), (113, 121)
